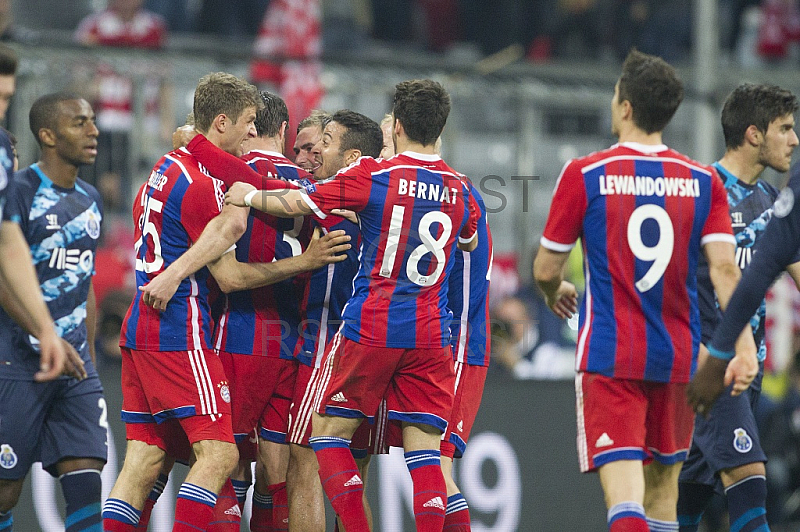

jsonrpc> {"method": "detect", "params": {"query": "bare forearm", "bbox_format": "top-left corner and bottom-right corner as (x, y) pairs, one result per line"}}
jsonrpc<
(0, 222), (55, 339)
(216, 254), (315, 293)
(708, 262), (741, 311)
(167, 206), (248, 280)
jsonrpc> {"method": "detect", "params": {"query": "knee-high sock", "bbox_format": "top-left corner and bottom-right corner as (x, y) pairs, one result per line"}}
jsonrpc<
(725, 475), (769, 532)
(444, 493), (471, 531)
(102, 498), (141, 532)
(405, 450), (447, 532)
(309, 436), (369, 531)
(607, 501), (648, 532)
(60, 469), (102, 532)
(173, 483), (218, 532)
(137, 472), (169, 530)
(208, 478), (241, 531)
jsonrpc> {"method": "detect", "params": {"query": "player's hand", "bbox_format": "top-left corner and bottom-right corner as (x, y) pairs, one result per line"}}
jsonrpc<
(139, 271), (180, 312)
(34, 328), (66, 382)
(301, 228), (351, 270)
(545, 280), (578, 319)
(725, 347), (758, 397)
(172, 125), (198, 150)
(61, 338), (87, 380)
(225, 182), (257, 208)
(687, 353), (727, 417)
(331, 209), (359, 224)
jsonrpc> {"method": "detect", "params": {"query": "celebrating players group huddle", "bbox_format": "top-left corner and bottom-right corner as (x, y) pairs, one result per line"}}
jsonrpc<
(2, 45), (800, 532)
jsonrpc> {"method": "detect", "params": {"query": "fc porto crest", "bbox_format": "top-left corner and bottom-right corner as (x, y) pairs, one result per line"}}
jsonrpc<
(733, 427), (753, 453)
(218, 381), (231, 404)
(0, 444), (17, 469)
(85, 211), (101, 239)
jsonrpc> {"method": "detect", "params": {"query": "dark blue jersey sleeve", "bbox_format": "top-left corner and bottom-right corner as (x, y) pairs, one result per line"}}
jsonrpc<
(709, 174), (800, 358)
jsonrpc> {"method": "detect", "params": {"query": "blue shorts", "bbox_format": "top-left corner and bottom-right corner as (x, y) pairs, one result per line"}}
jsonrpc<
(0, 376), (108, 479)
(679, 370), (766, 489)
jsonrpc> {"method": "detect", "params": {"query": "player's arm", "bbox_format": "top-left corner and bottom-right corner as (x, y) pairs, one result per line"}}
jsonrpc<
(208, 227), (352, 293)
(140, 202), (249, 311)
(0, 220), (65, 381)
(225, 182), (312, 218)
(688, 240), (758, 414)
(86, 281), (97, 366)
(532, 245), (578, 319)
(186, 133), (304, 189)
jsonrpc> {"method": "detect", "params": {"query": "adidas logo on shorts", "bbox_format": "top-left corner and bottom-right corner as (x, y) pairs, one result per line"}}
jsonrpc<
(423, 496), (445, 510)
(595, 432), (614, 448)
(331, 392), (347, 402)
(344, 475), (363, 487)
(224, 505), (242, 518)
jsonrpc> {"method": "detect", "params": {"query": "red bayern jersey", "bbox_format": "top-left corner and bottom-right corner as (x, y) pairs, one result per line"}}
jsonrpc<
(541, 142), (735, 383)
(121, 148), (225, 351)
(300, 152), (479, 349)
(213, 150), (314, 359)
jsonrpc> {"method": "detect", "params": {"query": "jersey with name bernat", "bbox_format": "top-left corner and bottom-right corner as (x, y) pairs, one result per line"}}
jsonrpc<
(0, 164), (103, 379)
(213, 150), (313, 359)
(541, 142), (734, 383)
(301, 152), (479, 349)
(120, 147), (224, 352)
(448, 178), (492, 366)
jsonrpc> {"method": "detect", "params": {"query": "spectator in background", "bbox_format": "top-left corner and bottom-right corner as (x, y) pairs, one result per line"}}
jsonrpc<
(250, 0), (324, 157)
(145, 0), (194, 33)
(0, 0), (37, 43)
(74, 0), (172, 187)
(74, 0), (167, 48)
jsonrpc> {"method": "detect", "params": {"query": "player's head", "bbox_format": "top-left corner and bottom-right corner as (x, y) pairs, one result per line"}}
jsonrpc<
(391, 79), (450, 147)
(314, 109), (382, 181)
(380, 113), (395, 158)
(193, 72), (261, 156)
(254, 90), (289, 139)
(294, 109), (331, 173)
(721, 83), (799, 172)
(29, 92), (98, 167)
(614, 49), (683, 136)
(0, 44), (17, 121)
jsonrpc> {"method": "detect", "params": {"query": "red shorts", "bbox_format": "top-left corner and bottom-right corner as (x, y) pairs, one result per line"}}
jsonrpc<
(576, 372), (694, 473)
(312, 333), (455, 433)
(287, 362), (319, 446)
(121, 347), (233, 448)
(219, 352), (296, 459)
(442, 362), (487, 459)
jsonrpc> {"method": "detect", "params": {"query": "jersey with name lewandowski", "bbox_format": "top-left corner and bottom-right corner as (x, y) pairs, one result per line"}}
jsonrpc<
(541, 142), (735, 383)
(213, 149), (313, 359)
(120, 147), (225, 351)
(301, 152), (480, 349)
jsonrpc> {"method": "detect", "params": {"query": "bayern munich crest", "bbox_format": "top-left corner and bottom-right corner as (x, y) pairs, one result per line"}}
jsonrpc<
(218, 382), (231, 404)
(0, 444), (17, 469)
(733, 427), (753, 453)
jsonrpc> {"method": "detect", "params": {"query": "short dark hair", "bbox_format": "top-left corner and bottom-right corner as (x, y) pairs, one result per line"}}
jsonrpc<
(0, 45), (17, 77)
(331, 109), (383, 159)
(392, 79), (450, 146)
(721, 84), (798, 149)
(297, 109), (331, 134)
(255, 90), (289, 138)
(193, 72), (262, 133)
(617, 49), (683, 134)
(29, 92), (84, 147)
